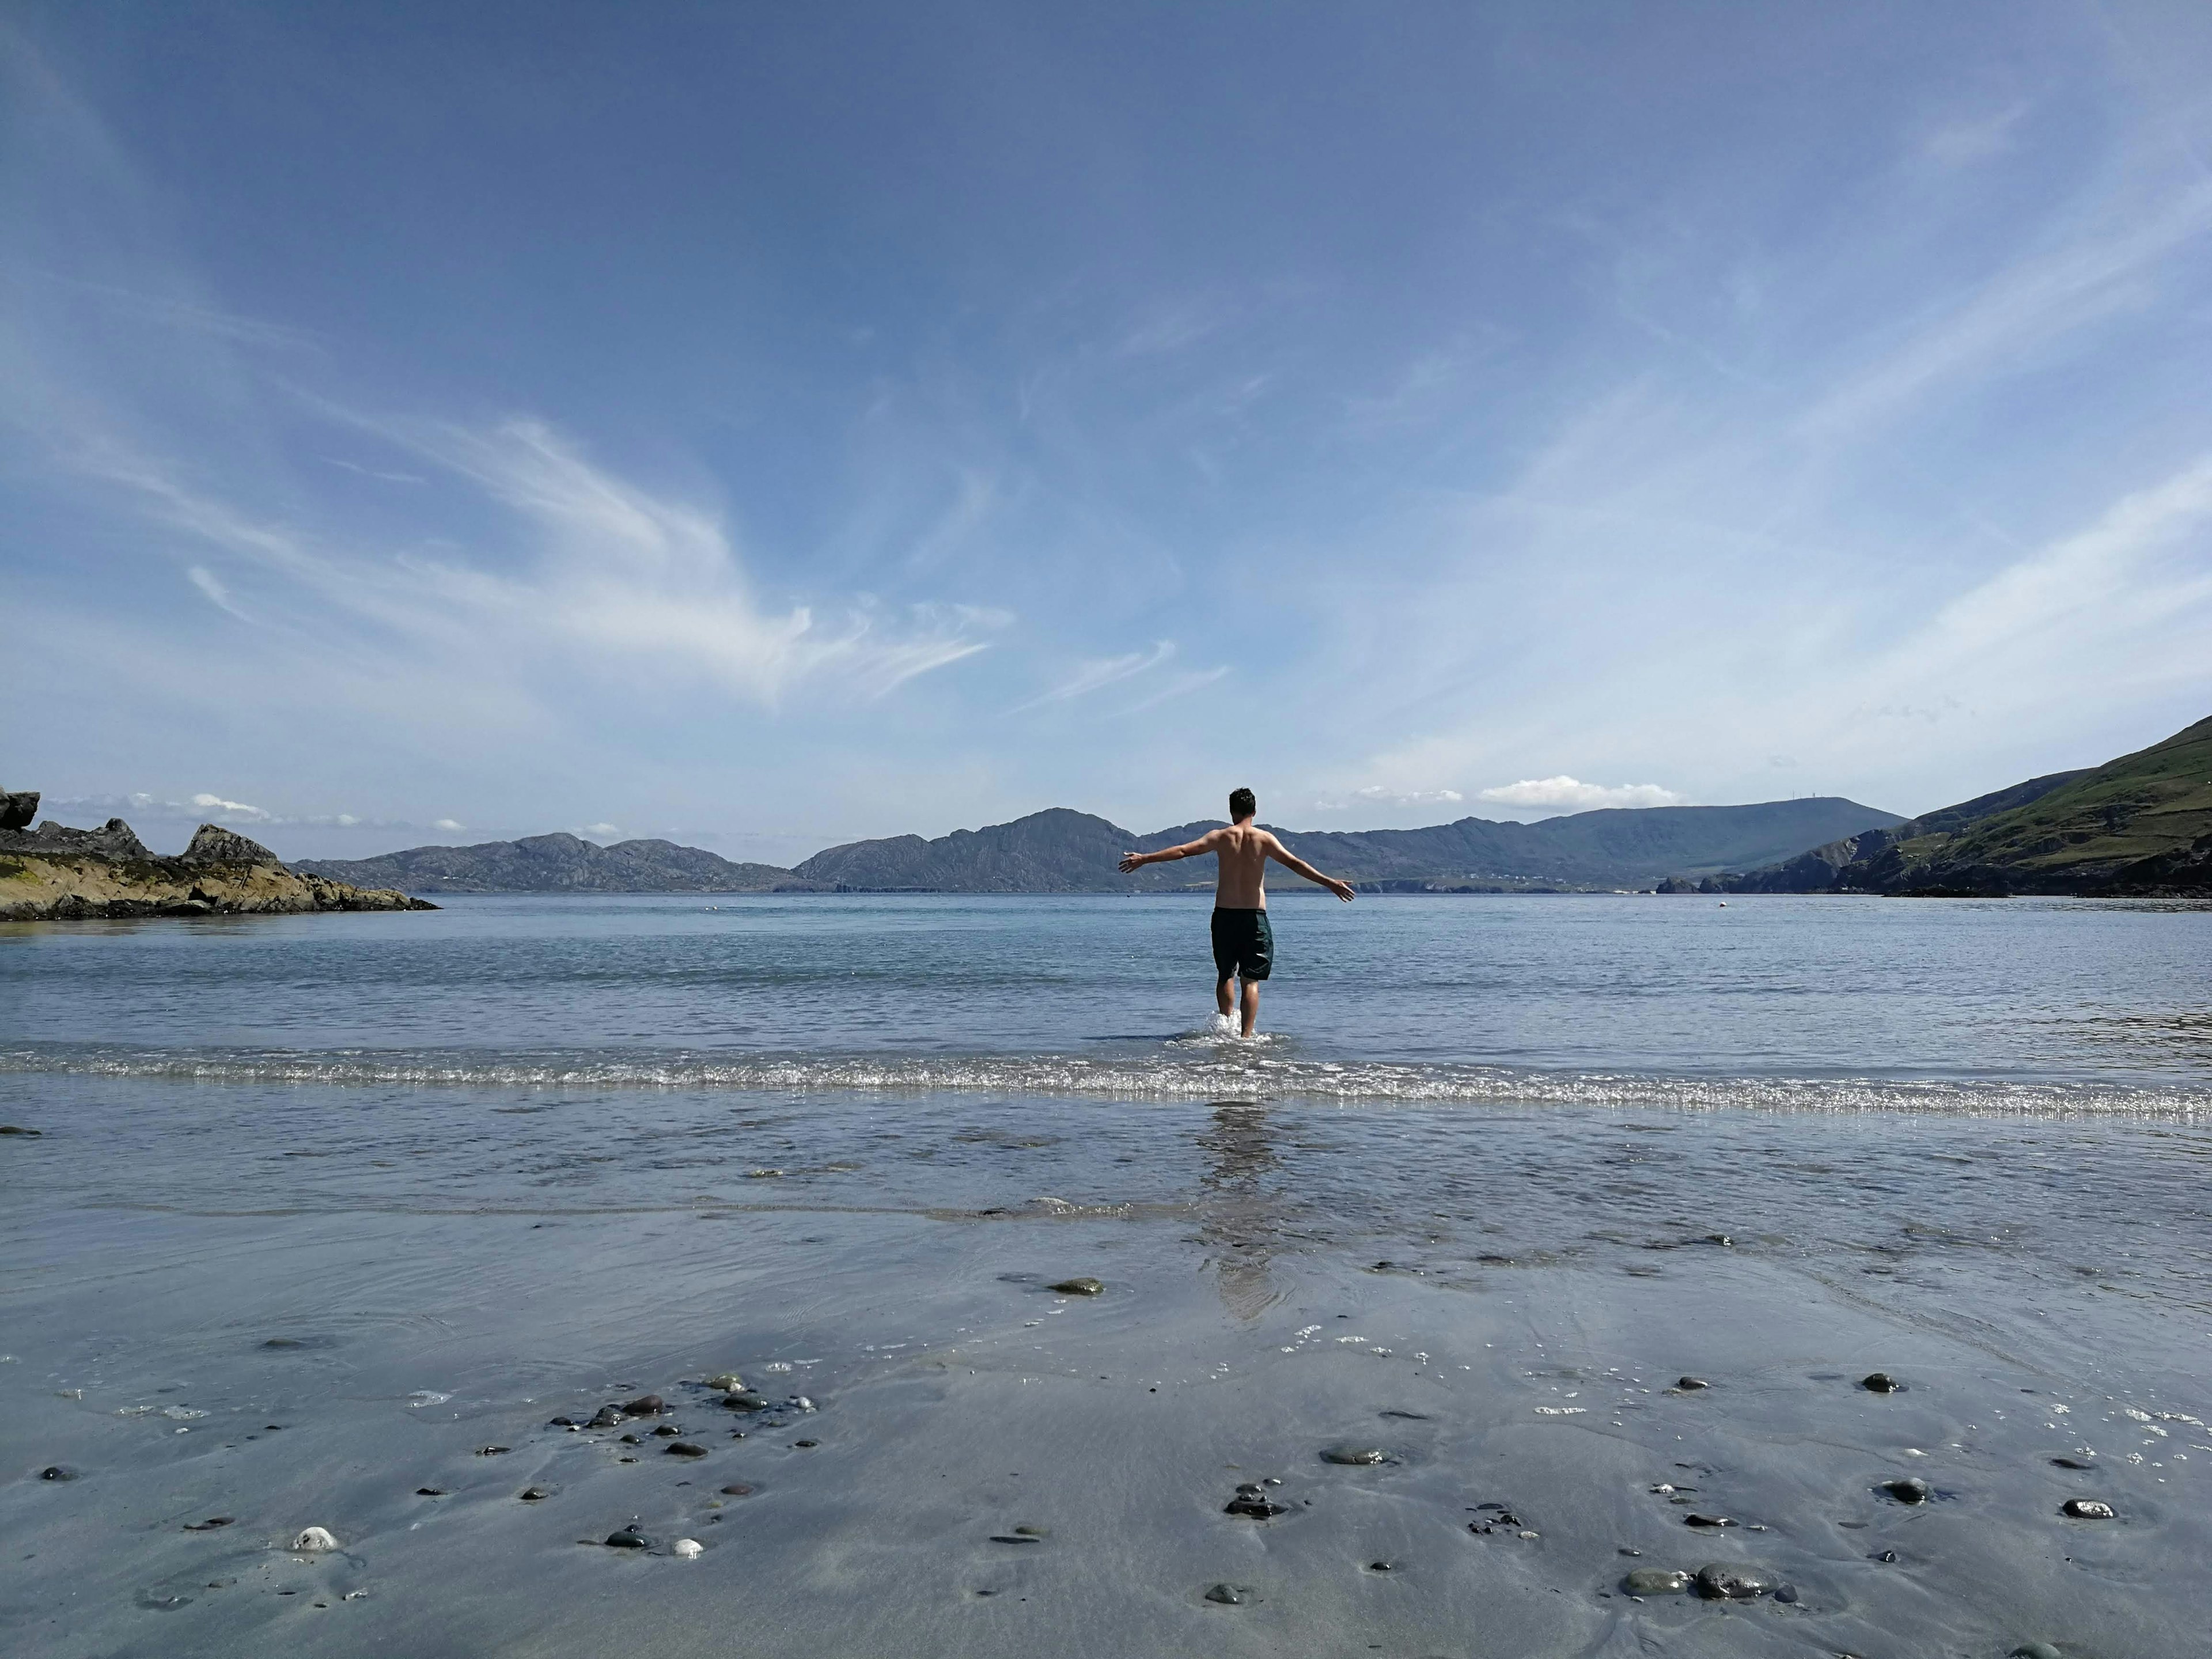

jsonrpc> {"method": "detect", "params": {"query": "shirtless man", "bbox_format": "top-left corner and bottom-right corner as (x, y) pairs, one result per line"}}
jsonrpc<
(1118, 787), (1355, 1037)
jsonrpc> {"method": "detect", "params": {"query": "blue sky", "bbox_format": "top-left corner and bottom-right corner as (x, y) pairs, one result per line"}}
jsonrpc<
(5, 2), (2211, 862)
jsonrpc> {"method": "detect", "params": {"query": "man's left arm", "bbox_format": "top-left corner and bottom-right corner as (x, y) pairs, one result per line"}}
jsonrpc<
(1266, 835), (1357, 901)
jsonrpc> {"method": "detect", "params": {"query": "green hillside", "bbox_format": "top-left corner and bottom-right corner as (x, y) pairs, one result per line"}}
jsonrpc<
(1866, 715), (2212, 893)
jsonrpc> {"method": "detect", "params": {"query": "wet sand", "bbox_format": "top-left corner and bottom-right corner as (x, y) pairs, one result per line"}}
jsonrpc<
(5, 1083), (2210, 1657)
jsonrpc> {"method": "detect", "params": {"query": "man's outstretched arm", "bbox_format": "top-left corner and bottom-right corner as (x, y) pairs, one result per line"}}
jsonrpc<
(1119, 830), (1221, 874)
(1265, 835), (1357, 901)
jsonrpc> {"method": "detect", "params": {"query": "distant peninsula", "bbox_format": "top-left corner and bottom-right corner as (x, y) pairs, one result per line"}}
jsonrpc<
(304, 797), (1904, 896)
(0, 794), (433, 921)
(1700, 714), (2212, 897)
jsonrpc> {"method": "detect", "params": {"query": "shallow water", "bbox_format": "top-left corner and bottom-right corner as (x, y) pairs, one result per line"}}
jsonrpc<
(3, 895), (2210, 1656)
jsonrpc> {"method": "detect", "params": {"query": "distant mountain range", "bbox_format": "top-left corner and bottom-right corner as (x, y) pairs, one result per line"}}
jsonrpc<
(305, 798), (1905, 895)
(792, 798), (1904, 893)
(1707, 714), (2212, 896)
(297, 832), (813, 894)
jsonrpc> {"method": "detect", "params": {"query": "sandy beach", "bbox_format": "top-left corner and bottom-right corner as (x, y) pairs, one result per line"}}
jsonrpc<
(7, 1066), (2210, 1658)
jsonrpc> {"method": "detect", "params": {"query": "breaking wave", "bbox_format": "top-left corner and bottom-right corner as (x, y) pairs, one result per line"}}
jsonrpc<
(1, 1043), (2204, 1120)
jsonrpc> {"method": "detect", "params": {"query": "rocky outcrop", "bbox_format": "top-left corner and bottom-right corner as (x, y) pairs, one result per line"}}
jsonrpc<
(0, 791), (37, 831)
(0, 811), (435, 921)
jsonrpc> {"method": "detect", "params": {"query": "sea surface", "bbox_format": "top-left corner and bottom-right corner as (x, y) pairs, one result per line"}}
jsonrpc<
(3, 892), (2209, 1112)
(6, 894), (2212, 1657)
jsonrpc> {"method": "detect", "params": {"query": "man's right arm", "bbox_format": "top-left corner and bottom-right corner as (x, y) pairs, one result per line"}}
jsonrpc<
(1119, 830), (1219, 874)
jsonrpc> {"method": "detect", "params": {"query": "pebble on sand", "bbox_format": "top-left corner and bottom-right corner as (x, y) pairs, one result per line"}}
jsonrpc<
(1320, 1444), (1391, 1465)
(620, 1395), (665, 1416)
(703, 1373), (744, 1392)
(725, 1391), (771, 1412)
(182, 1516), (235, 1531)
(518, 1487), (552, 1501)
(39, 1465), (75, 1481)
(1224, 1493), (1289, 1518)
(1049, 1277), (1105, 1296)
(719, 1484), (753, 1496)
(2062, 1498), (2116, 1520)
(1674, 1377), (1710, 1391)
(290, 1527), (339, 1552)
(588, 1407), (624, 1429)
(671, 1538), (704, 1558)
(605, 1528), (649, 1549)
(1683, 1513), (1736, 1528)
(1881, 1476), (1932, 1504)
(1623, 1567), (1692, 1594)
(1203, 1583), (1249, 1604)
(1695, 1562), (1774, 1600)
(2010, 1644), (2064, 1659)
(1860, 1372), (1903, 1393)
(665, 1442), (708, 1457)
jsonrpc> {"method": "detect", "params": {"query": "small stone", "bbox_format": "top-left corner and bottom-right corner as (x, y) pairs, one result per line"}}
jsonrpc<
(1695, 1562), (1774, 1600)
(1683, 1513), (1735, 1528)
(703, 1373), (744, 1391)
(665, 1442), (707, 1457)
(620, 1434), (642, 1444)
(1772, 1583), (1799, 1604)
(519, 1487), (552, 1501)
(671, 1537), (703, 1558)
(605, 1528), (649, 1548)
(548, 1416), (578, 1427)
(1320, 1444), (1391, 1465)
(0, 1124), (44, 1135)
(990, 1533), (1043, 1544)
(39, 1465), (75, 1481)
(588, 1406), (624, 1429)
(725, 1391), (771, 1412)
(2009, 1645), (2063, 1659)
(2061, 1498), (2115, 1520)
(620, 1395), (664, 1416)
(182, 1516), (235, 1530)
(1203, 1582), (1247, 1604)
(1224, 1495), (1287, 1518)
(652, 1423), (681, 1437)
(417, 1487), (446, 1496)
(1860, 1372), (1902, 1393)
(1624, 1567), (1692, 1594)
(475, 1445), (510, 1456)
(2050, 1456), (2094, 1470)
(719, 1483), (753, 1496)
(1881, 1476), (1931, 1504)
(1049, 1277), (1104, 1296)
(290, 1527), (338, 1552)
(1875, 1548), (1899, 1563)
(793, 1439), (819, 1448)
(1366, 1560), (1393, 1571)
(1675, 1377), (1709, 1391)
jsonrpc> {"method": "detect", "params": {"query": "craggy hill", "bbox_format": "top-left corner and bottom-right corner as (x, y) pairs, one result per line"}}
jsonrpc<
(298, 833), (815, 895)
(1709, 714), (2212, 896)
(791, 798), (1906, 893)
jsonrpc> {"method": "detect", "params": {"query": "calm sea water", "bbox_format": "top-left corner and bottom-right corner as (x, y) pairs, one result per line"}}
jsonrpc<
(2, 893), (2206, 1113)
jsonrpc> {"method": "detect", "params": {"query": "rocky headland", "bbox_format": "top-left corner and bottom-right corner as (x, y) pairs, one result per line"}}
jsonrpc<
(0, 792), (435, 921)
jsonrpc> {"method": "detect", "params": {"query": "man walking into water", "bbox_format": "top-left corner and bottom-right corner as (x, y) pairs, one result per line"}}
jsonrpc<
(1119, 787), (1355, 1037)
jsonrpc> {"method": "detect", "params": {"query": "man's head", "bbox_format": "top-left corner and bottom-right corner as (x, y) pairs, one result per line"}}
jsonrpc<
(1228, 786), (1256, 824)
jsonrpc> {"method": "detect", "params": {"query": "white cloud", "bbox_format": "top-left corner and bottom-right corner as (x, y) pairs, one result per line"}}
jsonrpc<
(1922, 103), (2029, 169)
(575, 822), (620, 839)
(190, 791), (270, 821)
(1314, 786), (1466, 811)
(433, 819), (464, 832)
(1115, 665), (1230, 715)
(1478, 777), (1686, 812)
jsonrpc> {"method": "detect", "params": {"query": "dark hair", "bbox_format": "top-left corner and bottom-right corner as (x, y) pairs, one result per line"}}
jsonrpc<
(1228, 786), (1256, 821)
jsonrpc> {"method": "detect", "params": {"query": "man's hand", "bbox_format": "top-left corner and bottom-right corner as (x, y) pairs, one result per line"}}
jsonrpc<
(1327, 878), (1357, 902)
(1118, 851), (1147, 874)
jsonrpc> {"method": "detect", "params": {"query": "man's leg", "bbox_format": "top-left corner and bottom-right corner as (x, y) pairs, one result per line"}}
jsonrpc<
(1239, 976), (1260, 1038)
(1217, 973), (1236, 1020)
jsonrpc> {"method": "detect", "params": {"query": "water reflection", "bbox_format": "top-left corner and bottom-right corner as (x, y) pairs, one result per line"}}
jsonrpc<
(1196, 1100), (1289, 1319)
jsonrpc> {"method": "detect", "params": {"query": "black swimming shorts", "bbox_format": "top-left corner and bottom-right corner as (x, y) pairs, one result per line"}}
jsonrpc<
(1211, 907), (1274, 982)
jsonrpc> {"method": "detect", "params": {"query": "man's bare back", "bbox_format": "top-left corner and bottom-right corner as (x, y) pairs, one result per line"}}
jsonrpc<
(1118, 789), (1354, 1036)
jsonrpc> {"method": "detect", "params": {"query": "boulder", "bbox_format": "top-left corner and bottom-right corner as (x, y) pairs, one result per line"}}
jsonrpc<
(183, 824), (283, 866)
(0, 791), (36, 831)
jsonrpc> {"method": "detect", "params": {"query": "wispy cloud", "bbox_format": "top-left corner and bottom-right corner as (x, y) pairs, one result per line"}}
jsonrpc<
(1013, 639), (1177, 711)
(1116, 665), (1230, 715)
(1313, 785), (1465, 812)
